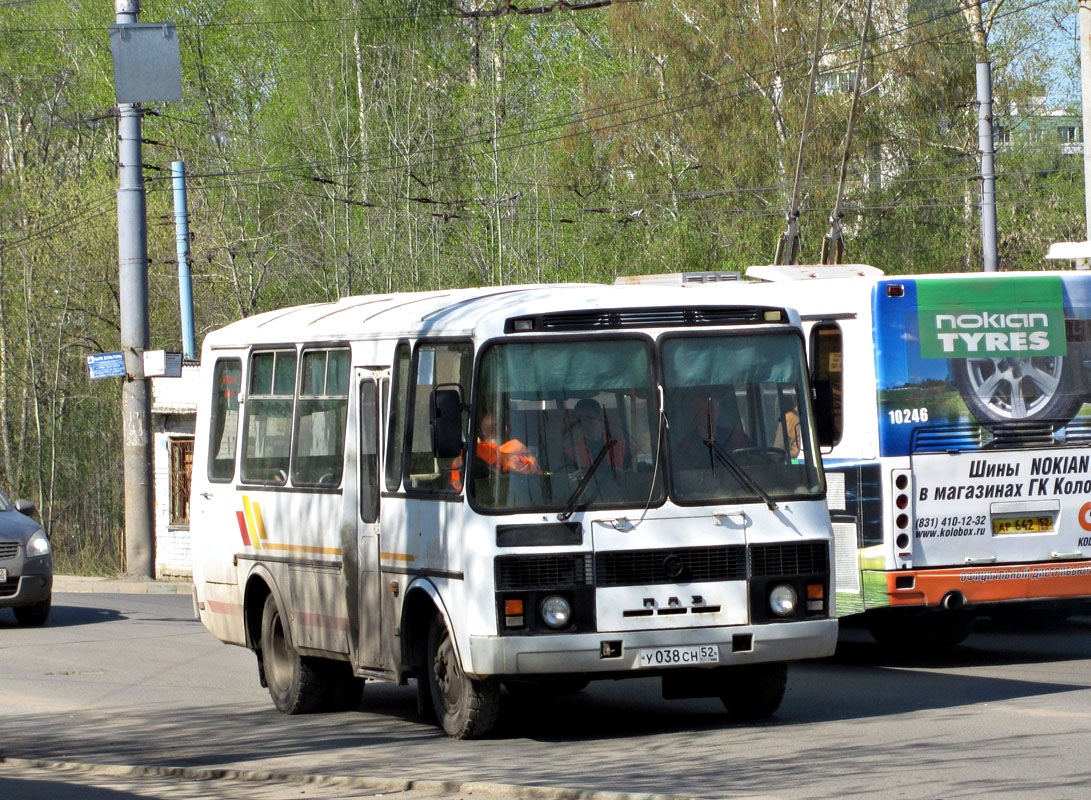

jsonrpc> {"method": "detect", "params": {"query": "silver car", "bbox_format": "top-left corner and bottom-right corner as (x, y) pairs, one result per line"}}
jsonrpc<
(0, 490), (52, 626)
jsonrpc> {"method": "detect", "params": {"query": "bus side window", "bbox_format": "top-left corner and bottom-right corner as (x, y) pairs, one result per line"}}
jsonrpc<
(406, 340), (471, 494)
(360, 379), (380, 523)
(208, 358), (242, 482)
(810, 323), (843, 448)
(292, 348), (350, 488)
(385, 343), (410, 492)
(242, 350), (297, 485)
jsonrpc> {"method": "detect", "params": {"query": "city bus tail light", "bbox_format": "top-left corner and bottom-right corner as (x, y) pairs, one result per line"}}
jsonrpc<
(892, 469), (913, 565)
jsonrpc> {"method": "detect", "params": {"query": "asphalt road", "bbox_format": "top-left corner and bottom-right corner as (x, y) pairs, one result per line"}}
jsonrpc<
(3, 592), (1091, 800)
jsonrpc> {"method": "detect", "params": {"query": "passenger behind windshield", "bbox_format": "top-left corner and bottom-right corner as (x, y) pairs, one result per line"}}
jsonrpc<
(450, 411), (541, 490)
(661, 332), (823, 505)
(470, 337), (662, 512)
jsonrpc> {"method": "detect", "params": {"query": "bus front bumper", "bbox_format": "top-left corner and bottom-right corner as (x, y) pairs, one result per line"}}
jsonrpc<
(466, 618), (837, 677)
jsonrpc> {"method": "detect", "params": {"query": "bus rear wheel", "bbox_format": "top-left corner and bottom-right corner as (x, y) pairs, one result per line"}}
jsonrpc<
(260, 594), (325, 714)
(426, 616), (500, 739)
(719, 662), (788, 719)
(866, 612), (974, 651)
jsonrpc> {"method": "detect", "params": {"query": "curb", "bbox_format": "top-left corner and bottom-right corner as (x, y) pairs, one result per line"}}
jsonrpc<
(53, 576), (193, 595)
(0, 757), (710, 800)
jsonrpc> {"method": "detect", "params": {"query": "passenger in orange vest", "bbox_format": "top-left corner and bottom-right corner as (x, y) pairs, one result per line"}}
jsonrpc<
(565, 398), (628, 470)
(450, 412), (541, 490)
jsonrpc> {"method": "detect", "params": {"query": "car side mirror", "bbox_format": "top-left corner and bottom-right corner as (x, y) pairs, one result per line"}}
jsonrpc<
(14, 499), (37, 518)
(431, 387), (464, 459)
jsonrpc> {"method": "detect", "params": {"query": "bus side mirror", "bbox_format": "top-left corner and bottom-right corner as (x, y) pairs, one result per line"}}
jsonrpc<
(431, 387), (464, 459)
(812, 380), (836, 447)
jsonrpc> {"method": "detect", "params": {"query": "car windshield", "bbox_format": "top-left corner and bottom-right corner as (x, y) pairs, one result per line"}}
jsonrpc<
(0, 490), (10, 512)
(470, 337), (664, 513)
(661, 331), (824, 504)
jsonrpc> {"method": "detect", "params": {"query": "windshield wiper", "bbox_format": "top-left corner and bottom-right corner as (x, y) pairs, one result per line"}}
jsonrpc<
(557, 438), (616, 521)
(703, 438), (778, 511)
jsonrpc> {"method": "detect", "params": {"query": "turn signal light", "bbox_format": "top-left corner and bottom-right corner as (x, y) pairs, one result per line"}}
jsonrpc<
(504, 598), (525, 628)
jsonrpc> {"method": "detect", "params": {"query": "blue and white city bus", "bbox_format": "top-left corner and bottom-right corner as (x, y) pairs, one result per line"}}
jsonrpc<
(621, 266), (1091, 647)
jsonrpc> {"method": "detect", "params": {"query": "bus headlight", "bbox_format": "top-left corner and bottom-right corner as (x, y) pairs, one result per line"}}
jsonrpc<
(769, 584), (798, 617)
(540, 596), (572, 629)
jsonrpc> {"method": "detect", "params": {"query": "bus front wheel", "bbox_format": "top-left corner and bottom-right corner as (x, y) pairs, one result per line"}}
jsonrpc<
(426, 616), (500, 739)
(260, 594), (325, 714)
(718, 662), (788, 719)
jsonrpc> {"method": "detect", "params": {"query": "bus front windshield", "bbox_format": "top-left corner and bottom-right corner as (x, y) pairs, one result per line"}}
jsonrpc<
(662, 332), (823, 505)
(471, 338), (663, 513)
(470, 332), (823, 513)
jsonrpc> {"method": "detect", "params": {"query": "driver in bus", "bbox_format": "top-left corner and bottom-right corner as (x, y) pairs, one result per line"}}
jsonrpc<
(564, 398), (628, 471)
(450, 411), (541, 490)
(671, 393), (748, 468)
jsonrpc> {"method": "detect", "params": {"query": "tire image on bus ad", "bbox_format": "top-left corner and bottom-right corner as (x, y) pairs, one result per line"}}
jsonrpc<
(876, 275), (1091, 453)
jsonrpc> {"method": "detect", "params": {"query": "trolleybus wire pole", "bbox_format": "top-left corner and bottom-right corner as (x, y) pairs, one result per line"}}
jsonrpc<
(114, 0), (154, 578)
(775, 0), (824, 266)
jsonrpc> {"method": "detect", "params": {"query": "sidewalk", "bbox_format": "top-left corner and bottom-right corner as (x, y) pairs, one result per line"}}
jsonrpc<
(53, 575), (193, 594)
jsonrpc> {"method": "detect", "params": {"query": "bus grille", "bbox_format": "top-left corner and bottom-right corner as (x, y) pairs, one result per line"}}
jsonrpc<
(495, 554), (592, 590)
(0, 542), (19, 561)
(595, 546), (746, 586)
(749, 542), (829, 577)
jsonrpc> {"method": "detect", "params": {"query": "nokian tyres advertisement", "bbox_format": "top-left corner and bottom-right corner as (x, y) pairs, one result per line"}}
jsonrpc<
(875, 274), (1091, 570)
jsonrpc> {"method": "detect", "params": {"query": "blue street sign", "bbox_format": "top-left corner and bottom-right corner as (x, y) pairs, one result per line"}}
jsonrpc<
(87, 352), (127, 380)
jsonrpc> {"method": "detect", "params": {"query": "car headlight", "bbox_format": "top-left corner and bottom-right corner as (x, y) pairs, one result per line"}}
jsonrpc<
(26, 530), (50, 558)
(540, 595), (572, 629)
(769, 583), (798, 617)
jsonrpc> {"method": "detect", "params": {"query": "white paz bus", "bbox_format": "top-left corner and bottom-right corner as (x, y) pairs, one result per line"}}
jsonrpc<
(190, 283), (837, 737)
(620, 266), (1091, 647)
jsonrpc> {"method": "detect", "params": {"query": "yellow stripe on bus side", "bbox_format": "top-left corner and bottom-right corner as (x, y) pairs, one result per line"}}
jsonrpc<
(242, 496), (261, 550)
(380, 552), (416, 563)
(252, 501), (268, 541)
(262, 542), (343, 556)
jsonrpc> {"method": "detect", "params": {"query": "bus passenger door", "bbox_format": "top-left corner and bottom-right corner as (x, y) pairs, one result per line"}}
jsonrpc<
(355, 370), (384, 668)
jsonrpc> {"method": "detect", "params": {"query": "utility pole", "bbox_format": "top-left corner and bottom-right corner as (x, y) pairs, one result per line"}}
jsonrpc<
(115, 0), (154, 577)
(977, 60), (998, 272)
(823, 0), (873, 265)
(775, 0), (824, 265)
(1080, 0), (1091, 242)
(172, 162), (197, 360)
